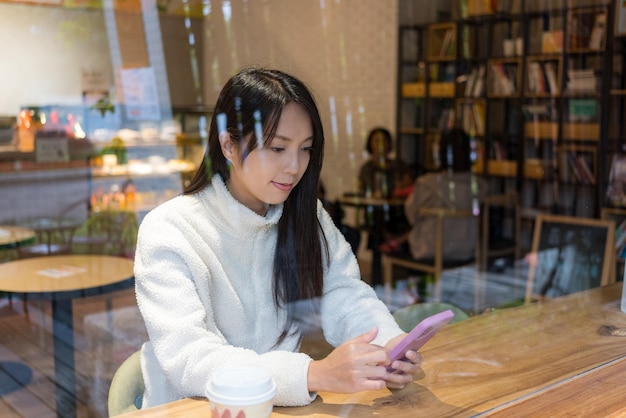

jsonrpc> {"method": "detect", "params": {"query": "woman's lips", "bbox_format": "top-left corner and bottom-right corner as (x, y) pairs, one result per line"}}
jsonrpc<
(272, 181), (293, 192)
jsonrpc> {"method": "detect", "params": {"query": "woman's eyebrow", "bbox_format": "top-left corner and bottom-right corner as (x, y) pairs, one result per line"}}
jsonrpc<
(273, 134), (314, 143)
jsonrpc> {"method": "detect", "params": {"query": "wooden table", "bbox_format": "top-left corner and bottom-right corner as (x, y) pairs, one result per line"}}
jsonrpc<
(120, 283), (626, 417)
(0, 254), (135, 418)
(0, 225), (36, 250)
(338, 194), (406, 286)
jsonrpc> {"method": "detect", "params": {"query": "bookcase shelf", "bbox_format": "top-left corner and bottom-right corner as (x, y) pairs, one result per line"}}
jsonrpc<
(396, 0), (617, 231)
(426, 23), (457, 61)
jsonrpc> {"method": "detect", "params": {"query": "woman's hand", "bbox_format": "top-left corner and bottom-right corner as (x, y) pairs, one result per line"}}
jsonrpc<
(381, 333), (423, 389)
(307, 327), (389, 393)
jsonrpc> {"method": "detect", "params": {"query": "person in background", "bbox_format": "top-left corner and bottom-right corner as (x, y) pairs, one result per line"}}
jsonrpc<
(134, 67), (421, 409)
(357, 128), (413, 261)
(381, 128), (487, 261)
(358, 127), (413, 199)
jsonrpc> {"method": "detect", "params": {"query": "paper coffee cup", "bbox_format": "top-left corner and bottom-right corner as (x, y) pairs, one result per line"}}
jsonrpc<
(207, 367), (276, 418)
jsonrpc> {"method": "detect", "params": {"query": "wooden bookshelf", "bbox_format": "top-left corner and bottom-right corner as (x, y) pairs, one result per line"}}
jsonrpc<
(395, 1), (616, 224)
(426, 23), (457, 61)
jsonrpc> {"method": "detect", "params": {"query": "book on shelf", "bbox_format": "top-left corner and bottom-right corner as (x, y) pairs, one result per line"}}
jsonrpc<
(495, 0), (521, 14)
(439, 29), (456, 58)
(464, 64), (486, 97)
(566, 151), (595, 185)
(588, 12), (606, 50)
(464, 68), (477, 97)
(471, 102), (485, 136)
(473, 64), (486, 97)
(527, 62), (545, 94)
(460, 102), (485, 136)
(491, 63), (516, 95)
(577, 153), (595, 185)
(566, 69), (597, 93)
(569, 12), (604, 50)
(544, 63), (559, 94)
(568, 98), (597, 123)
(541, 30), (563, 53)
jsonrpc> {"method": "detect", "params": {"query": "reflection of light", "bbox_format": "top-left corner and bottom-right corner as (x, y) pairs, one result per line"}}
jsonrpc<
(329, 96), (338, 147)
(222, 0), (232, 21)
(254, 110), (263, 148)
(73, 122), (86, 139)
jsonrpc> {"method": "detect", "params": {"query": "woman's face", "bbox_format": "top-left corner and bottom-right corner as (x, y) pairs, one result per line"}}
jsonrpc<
(225, 102), (314, 215)
(370, 131), (389, 160)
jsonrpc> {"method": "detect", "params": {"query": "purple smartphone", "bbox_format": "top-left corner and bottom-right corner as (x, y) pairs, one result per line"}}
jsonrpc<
(387, 309), (455, 372)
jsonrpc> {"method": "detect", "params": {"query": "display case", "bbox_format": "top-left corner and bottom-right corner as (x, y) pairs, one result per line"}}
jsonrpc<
(88, 106), (212, 219)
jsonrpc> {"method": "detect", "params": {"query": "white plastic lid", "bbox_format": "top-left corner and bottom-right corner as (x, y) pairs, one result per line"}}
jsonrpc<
(207, 367), (277, 406)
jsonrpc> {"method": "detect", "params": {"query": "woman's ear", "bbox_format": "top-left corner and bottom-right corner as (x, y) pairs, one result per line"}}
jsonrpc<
(219, 131), (235, 160)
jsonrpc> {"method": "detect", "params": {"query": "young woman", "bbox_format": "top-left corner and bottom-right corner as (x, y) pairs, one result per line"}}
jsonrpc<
(134, 67), (421, 408)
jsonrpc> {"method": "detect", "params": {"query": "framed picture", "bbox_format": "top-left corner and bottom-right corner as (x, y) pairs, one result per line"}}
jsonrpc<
(525, 214), (615, 303)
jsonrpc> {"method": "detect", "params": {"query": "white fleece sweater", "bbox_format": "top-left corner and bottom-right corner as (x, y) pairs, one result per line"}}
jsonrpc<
(134, 174), (404, 408)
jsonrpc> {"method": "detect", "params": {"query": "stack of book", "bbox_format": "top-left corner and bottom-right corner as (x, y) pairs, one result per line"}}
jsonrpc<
(566, 69), (597, 93)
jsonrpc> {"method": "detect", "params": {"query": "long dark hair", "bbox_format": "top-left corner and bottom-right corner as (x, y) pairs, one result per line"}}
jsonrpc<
(440, 128), (472, 172)
(185, 67), (327, 343)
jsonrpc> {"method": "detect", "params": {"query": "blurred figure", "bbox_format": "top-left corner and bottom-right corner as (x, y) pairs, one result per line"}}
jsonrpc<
(381, 128), (487, 261)
(358, 127), (412, 198)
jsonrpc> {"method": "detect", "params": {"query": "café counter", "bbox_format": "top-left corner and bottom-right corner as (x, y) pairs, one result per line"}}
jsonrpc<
(0, 158), (90, 222)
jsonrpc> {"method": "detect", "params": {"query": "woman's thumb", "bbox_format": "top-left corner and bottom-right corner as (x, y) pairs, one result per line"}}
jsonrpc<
(354, 327), (378, 343)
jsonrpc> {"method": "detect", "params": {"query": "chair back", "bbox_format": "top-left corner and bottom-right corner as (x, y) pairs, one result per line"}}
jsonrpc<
(383, 207), (478, 302)
(108, 349), (144, 416)
(525, 214), (615, 303)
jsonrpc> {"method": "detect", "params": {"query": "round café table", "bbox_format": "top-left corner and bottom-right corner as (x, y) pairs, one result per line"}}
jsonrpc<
(0, 225), (36, 250)
(0, 254), (135, 418)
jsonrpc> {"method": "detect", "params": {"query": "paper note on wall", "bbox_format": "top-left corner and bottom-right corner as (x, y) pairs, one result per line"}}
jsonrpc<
(119, 66), (161, 121)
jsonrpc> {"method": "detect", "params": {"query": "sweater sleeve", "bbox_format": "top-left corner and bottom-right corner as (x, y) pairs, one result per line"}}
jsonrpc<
(315, 203), (404, 348)
(135, 207), (316, 407)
